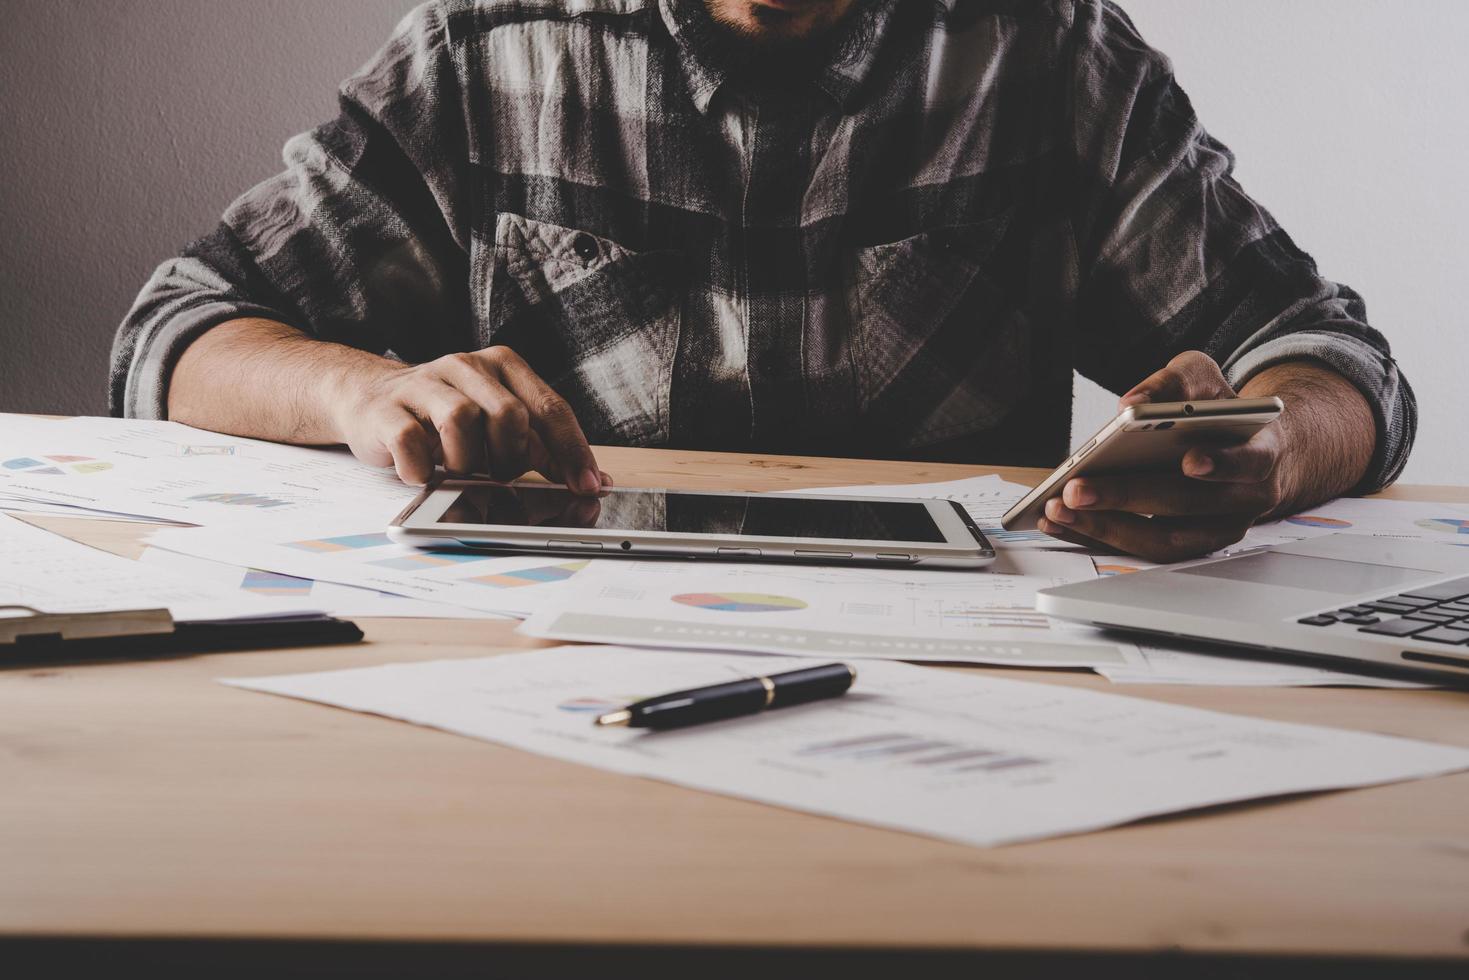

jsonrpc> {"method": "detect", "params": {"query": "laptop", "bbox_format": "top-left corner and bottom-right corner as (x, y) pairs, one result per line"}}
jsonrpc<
(1036, 534), (1469, 682)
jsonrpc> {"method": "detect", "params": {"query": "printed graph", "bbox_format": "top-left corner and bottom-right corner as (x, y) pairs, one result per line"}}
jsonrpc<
(286, 532), (395, 553)
(673, 592), (808, 613)
(1286, 514), (1353, 529)
(370, 547), (498, 570)
(981, 525), (1052, 544)
(1416, 518), (1469, 535)
(471, 561), (587, 588)
(240, 568), (314, 596)
(2, 454), (114, 476)
(188, 492), (293, 509)
(796, 732), (1050, 774)
(925, 601), (1049, 630)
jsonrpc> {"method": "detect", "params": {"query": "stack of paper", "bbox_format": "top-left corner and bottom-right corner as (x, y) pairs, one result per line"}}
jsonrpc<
(0, 415), (417, 529)
(146, 520), (591, 619)
(139, 548), (511, 621)
(224, 647), (1469, 849)
(0, 513), (312, 624)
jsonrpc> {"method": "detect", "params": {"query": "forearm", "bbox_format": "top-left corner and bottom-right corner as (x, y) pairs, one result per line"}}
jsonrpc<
(165, 318), (398, 445)
(1238, 360), (1375, 517)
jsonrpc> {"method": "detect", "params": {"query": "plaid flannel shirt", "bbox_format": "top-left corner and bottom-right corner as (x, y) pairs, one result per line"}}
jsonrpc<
(112, 0), (1415, 486)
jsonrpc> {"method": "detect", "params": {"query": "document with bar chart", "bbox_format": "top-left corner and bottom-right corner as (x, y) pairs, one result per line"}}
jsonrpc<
(145, 521), (591, 618)
(223, 647), (1469, 849)
(519, 553), (1142, 668)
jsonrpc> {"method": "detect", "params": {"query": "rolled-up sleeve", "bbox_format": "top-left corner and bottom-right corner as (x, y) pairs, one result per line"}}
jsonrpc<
(110, 0), (472, 420)
(1070, 0), (1415, 492)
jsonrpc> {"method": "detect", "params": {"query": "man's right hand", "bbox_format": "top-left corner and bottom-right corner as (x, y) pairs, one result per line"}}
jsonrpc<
(329, 346), (607, 492)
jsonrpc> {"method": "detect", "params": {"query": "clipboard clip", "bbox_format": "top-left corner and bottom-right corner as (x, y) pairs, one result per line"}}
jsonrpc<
(0, 605), (176, 647)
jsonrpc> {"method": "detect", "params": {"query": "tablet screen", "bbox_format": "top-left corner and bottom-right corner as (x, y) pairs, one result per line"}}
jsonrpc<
(435, 484), (947, 543)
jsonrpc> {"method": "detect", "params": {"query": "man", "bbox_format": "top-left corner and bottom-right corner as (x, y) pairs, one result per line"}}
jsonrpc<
(110, 0), (1414, 562)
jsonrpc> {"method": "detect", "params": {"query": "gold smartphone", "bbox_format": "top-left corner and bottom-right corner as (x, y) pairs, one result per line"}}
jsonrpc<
(1000, 397), (1284, 532)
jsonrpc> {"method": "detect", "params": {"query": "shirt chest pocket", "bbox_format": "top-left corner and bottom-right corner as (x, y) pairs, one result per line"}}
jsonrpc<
(480, 213), (682, 446)
(848, 214), (1031, 448)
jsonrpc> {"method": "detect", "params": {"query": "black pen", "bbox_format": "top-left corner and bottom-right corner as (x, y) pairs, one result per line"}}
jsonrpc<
(594, 662), (857, 730)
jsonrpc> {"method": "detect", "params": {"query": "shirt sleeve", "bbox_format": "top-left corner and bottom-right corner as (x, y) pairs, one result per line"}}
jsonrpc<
(1068, 0), (1416, 492)
(109, 1), (472, 420)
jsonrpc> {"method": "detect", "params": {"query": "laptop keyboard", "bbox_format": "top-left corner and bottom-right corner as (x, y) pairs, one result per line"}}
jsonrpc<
(1297, 576), (1469, 645)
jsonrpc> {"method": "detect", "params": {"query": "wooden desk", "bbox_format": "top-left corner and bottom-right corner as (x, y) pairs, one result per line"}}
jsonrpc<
(3, 445), (1468, 977)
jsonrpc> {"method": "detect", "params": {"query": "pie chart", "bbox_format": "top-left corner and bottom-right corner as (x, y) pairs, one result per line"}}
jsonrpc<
(1416, 518), (1469, 535)
(673, 592), (808, 613)
(1285, 515), (1352, 529)
(2, 454), (113, 476)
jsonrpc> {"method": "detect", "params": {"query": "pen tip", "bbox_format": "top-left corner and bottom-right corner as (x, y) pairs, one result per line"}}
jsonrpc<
(594, 709), (632, 728)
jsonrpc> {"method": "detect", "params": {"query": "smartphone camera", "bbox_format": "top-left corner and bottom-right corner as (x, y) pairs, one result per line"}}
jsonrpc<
(1155, 421), (1176, 431)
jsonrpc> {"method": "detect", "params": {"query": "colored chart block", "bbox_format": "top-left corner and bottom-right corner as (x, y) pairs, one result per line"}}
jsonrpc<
(673, 592), (808, 613)
(2, 454), (114, 476)
(286, 532), (395, 553)
(470, 562), (587, 588)
(188, 492), (292, 509)
(1416, 518), (1469, 535)
(240, 569), (314, 596)
(557, 696), (636, 714)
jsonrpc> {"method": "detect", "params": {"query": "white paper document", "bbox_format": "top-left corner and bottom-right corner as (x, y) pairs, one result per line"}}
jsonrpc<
(139, 548), (510, 621)
(519, 553), (1142, 667)
(0, 416), (416, 529)
(1240, 497), (1469, 552)
(0, 514), (308, 623)
(224, 647), (1469, 849)
(147, 521), (591, 618)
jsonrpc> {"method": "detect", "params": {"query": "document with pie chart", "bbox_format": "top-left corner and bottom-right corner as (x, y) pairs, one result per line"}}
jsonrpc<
(518, 553), (1143, 669)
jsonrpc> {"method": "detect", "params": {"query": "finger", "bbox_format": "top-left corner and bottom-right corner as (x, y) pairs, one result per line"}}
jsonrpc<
(1181, 432), (1280, 484)
(1119, 350), (1235, 408)
(410, 384), (486, 476)
(1036, 517), (1122, 553)
(1044, 499), (1248, 562)
(378, 408), (437, 486)
(433, 357), (530, 480)
(1063, 474), (1272, 517)
(526, 430), (564, 484)
(488, 349), (601, 495)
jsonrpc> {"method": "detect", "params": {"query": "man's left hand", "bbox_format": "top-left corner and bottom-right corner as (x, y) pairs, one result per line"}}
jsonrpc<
(1039, 351), (1308, 562)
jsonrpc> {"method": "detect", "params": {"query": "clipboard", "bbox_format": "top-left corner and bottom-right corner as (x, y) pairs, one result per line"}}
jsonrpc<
(0, 604), (363, 666)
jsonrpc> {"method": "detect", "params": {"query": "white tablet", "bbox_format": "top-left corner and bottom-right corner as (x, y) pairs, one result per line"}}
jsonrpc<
(389, 478), (994, 568)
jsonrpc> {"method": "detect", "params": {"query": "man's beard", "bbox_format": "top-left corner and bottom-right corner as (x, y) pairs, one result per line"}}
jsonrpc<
(688, 1), (883, 99)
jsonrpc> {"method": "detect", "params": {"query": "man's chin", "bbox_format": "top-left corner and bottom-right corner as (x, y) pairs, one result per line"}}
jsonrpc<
(713, 0), (852, 41)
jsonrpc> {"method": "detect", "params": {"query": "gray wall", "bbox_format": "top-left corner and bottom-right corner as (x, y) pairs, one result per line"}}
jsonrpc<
(0, 0), (410, 416)
(4, 1), (1466, 483)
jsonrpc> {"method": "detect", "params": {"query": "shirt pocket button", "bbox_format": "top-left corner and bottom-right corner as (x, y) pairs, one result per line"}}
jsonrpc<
(573, 233), (600, 262)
